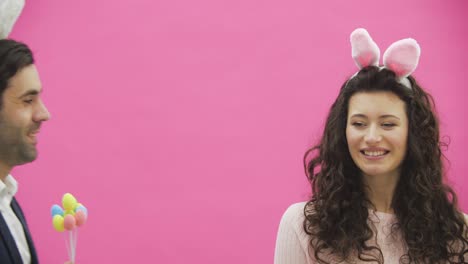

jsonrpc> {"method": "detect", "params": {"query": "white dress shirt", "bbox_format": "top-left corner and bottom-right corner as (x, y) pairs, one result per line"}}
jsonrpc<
(0, 174), (31, 264)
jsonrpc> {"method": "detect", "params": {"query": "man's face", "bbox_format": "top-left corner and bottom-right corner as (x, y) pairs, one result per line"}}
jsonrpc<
(0, 64), (50, 167)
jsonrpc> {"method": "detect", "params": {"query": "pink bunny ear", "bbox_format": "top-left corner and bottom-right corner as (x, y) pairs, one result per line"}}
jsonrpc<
(350, 28), (380, 69)
(383, 38), (420, 78)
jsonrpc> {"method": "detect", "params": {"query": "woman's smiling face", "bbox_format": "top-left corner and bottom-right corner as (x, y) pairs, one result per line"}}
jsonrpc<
(346, 91), (408, 179)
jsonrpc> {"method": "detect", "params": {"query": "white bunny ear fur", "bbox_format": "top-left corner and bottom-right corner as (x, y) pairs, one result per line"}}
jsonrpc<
(0, 0), (25, 39)
(350, 28), (380, 69)
(383, 38), (421, 78)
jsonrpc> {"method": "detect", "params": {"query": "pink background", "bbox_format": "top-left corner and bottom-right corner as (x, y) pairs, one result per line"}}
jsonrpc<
(7, 0), (468, 263)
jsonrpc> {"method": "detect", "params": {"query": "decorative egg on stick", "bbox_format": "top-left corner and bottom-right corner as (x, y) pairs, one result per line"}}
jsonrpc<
(51, 193), (88, 263)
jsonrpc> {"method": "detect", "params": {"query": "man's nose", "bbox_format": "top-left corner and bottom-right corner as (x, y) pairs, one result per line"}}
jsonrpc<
(33, 99), (50, 122)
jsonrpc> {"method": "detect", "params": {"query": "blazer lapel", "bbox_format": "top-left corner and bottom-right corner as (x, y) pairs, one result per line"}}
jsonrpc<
(11, 198), (38, 264)
(0, 209), (23, 264)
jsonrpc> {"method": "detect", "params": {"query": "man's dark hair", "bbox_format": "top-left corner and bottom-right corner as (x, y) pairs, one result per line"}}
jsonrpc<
(0, 39), (34, 108)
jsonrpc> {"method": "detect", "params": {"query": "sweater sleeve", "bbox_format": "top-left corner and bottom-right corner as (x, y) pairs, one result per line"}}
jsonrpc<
(274, 202), (313, 264)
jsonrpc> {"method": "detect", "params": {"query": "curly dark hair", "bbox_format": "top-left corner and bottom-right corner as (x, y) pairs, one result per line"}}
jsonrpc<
(0, 39), (34, 109)
(303, 66), (468, 263)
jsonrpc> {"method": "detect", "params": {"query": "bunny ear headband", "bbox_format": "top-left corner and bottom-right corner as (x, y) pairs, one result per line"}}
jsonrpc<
(350, 28), (421, 89)
(0, 0), (25, 39)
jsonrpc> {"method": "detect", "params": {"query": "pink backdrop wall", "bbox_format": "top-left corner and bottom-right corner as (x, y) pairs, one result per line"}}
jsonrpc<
(7, 0), (468, 263)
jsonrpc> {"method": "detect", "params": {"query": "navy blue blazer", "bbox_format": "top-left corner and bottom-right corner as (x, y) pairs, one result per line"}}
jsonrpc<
(0, 198), (38, 264)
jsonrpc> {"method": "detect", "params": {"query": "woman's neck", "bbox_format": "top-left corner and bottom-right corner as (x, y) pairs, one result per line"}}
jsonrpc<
(363, 171), (400, 214)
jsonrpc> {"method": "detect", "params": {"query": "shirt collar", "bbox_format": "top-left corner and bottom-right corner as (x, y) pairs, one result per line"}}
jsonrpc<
(0, 174), (19, 199)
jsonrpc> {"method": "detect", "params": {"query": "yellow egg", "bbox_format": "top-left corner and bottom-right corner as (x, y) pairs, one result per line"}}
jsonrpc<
(64, 210), (75, 216)
(62, 193), (77, 210)
(53, 215), (65, 232)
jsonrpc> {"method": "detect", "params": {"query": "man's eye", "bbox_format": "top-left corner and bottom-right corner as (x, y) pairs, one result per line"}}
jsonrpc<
(24, 99), (33, 104)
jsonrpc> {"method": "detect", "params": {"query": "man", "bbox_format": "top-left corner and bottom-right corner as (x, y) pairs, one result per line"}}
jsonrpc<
(0, 39), (50, 264)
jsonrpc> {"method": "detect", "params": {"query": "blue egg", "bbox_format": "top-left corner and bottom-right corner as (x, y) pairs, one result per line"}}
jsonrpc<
(51, 204), (64, 217)
(76, 205), (88, 216)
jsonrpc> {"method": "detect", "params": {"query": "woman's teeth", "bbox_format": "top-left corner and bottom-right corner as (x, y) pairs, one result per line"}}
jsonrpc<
(363, 150), (387, 156)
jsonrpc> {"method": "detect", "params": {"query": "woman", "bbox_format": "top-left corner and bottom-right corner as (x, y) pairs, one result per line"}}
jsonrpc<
(274, 29), (468, 263)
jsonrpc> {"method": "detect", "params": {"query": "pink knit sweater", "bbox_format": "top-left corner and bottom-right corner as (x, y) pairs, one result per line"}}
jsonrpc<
(274, 202), (467, 264)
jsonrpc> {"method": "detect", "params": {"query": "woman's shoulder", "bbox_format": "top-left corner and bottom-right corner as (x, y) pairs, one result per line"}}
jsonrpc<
(278, 201), (309, 237)
(280, 201), (308, 223)
(275, 202), (313, 263)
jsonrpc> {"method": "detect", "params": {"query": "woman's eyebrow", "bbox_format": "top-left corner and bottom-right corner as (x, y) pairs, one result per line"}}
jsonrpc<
(349, 114), (400, 120)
